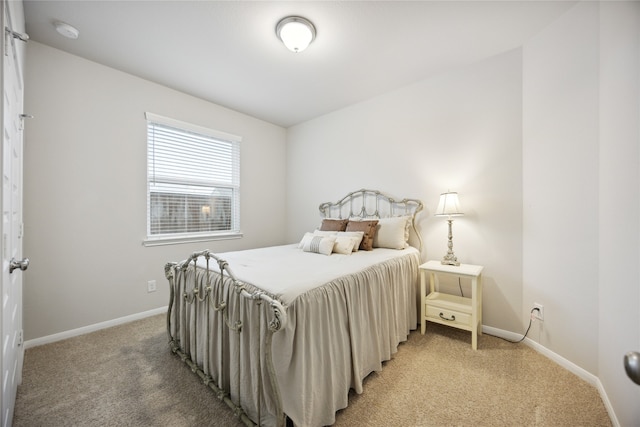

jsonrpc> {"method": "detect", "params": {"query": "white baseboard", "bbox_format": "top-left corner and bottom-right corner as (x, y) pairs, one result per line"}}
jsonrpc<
(483, 325), (620, 427)
(24, 306), (167, 350)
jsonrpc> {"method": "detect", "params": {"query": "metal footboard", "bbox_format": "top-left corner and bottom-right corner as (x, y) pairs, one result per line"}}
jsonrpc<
(165, 250), (287, 427)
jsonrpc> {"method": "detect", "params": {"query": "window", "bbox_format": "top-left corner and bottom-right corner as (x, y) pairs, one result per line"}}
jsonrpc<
(145, 112), (241, 245)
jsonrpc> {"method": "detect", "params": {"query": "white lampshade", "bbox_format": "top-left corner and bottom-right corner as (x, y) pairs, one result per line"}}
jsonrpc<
(435, 192), (463, 217)
(276, 16), (316, 53)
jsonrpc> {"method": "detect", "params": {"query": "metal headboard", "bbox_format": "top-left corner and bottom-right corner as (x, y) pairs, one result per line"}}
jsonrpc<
(318, 188), (424, 251)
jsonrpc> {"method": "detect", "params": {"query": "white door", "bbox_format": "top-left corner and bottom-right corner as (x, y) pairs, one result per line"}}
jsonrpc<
(1, 1), (27, 425)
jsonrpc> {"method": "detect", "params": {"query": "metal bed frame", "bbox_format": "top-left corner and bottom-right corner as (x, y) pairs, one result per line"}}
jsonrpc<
(164, 189), (423, 426)
(318, 188), (423, 251)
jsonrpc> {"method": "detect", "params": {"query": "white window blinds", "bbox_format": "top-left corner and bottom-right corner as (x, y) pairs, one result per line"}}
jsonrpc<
(146, 112), (241, 241)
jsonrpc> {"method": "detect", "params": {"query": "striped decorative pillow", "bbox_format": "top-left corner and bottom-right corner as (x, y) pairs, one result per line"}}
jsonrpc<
(301, 234), (336, 255)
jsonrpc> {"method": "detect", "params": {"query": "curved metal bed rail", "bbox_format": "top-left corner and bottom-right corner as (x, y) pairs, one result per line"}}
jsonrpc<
(173, 250), (287, 332)
(318, 188), (424, 251)
(165, 250), (287, 427)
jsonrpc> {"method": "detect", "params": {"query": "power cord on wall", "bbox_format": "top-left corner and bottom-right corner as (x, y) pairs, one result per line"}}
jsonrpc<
(455, 278), (539, 344)
(458, 277), (540, 344)
(485, 307), (541, 344)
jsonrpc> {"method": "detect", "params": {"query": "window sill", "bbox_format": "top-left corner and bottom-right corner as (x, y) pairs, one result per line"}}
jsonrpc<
(142, 232), (243, 247)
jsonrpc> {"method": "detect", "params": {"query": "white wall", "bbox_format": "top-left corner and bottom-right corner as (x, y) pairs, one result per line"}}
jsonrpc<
(522, 0), (600, 373)
(523, 1), (640, 425)
(23, 42), (287, 340)
(286, 49), (524, 332)
(598, 2), (640, 426)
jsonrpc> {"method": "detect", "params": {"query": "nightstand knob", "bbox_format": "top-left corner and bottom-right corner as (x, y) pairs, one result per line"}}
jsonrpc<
(439, 312), (456, 322)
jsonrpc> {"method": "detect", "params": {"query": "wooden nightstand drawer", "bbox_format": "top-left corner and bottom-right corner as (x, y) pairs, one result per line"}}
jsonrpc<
(425, 302), (471, 328)
(425, 292), (472, 328)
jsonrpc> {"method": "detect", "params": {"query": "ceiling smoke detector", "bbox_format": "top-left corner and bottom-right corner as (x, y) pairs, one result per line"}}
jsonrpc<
(54, 21), (79, 39)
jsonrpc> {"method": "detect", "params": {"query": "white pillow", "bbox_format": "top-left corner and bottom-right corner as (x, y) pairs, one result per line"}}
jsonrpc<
(298, 232), (314, 248)
(332, 236), (358, 254)
(302, 235), (336, 255)
(299, 231), (334, 248)
(299, 231), (340, 249)
(335, 231), (365, 252)
(373, 216), (411, 249)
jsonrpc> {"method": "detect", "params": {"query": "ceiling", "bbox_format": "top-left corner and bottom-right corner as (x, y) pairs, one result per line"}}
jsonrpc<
(23, 1), (576, 128)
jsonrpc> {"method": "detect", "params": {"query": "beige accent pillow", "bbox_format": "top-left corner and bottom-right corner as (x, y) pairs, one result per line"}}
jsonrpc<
(345, 220), (379, 251)
(319, 218), (349, 231)
(373, 216), (411, 249)
(332, 236), (358, 254)
(314, 230), (362, 253)
(335, 231), (365, 252)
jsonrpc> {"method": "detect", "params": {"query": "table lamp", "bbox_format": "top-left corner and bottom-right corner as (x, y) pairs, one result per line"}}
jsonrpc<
(435, 191), (463, 266)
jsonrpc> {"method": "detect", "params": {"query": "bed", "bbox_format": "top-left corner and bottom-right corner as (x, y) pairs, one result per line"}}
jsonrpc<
(165, 189), (423, 426)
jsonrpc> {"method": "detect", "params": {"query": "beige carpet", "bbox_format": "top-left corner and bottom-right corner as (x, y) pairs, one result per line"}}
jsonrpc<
(14, 314), (611, 426)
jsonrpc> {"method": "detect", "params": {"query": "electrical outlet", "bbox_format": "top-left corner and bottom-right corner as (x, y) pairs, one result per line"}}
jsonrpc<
(533, 303), (544, 321)
(147, 280), (157, 293)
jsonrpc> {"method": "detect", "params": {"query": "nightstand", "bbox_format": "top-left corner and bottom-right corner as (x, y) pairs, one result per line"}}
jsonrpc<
(420, 260), (484, 350)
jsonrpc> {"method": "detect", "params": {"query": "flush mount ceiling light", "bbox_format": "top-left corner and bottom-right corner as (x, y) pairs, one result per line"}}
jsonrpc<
(276, 16), (316, 53)
(54, 21), (79, 39)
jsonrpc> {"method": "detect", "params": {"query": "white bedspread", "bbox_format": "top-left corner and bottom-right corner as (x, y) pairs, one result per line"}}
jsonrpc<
(197, 243), (419, 305)
(184, 244), (420, 426)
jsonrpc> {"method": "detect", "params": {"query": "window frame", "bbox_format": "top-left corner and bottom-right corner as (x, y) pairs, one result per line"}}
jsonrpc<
(143, 112), (242, 247)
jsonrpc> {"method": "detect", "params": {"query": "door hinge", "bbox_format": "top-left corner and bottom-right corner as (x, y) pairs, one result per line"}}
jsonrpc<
(19, 114), (33, 131)
(18, 330), (23, 347)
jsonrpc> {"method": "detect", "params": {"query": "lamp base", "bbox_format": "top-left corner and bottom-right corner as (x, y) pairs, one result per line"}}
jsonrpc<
(441, 252), (460, 266)
(441, 218), (460, 266)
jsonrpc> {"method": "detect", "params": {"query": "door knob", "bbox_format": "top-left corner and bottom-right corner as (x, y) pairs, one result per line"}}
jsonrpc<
(624, 351), (640, 385)
(9, 257), (29, 273)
